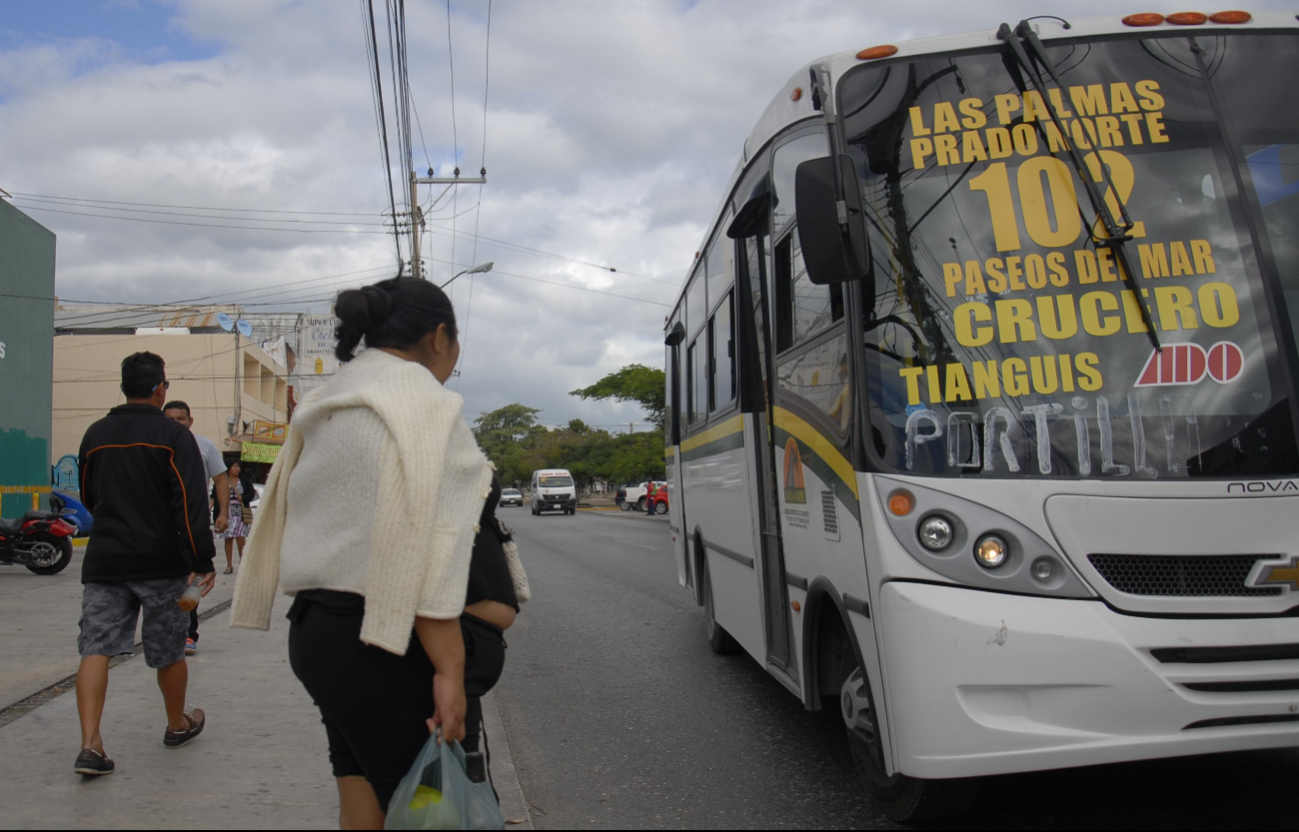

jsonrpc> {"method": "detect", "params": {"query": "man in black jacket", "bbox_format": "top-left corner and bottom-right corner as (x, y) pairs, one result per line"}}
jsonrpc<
(72, 352), (217, 777)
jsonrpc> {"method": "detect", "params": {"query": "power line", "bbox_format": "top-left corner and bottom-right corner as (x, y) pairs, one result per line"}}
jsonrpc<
(52, 265), (395, 327)
(14, 203), (392, 234)
(12, 195), (388, 227)
(446, 0), (460, 280)
(362, 0), (403, 263)
(455, 0), (493, 390)
(6, 191), (383, 218)
(9, 190), (663, 281)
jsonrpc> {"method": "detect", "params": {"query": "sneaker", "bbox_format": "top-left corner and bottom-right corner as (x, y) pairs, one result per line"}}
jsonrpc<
(163, 708), (205, 749)
(74, 748), (114, 777)
(184, 638), (197, 655)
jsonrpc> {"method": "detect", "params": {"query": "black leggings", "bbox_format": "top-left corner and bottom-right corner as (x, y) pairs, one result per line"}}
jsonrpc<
(287, 592), (506, 813)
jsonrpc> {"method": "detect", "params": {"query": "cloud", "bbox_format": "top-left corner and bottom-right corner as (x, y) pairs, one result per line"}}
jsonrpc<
(4, 0), (1296, 430)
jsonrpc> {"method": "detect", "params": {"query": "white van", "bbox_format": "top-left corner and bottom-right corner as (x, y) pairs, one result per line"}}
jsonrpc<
(531, 469), (577, 515)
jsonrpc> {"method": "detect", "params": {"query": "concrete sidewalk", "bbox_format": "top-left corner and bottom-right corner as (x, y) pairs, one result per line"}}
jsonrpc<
(0, 596), (532, 829)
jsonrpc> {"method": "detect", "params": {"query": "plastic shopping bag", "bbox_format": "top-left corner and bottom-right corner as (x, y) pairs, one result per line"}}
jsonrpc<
(385, 733), (504, 831)
(463, 762), (505, 831)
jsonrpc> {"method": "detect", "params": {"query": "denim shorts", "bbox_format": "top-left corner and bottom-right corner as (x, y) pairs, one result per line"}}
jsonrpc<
(78, 578), (189, 669)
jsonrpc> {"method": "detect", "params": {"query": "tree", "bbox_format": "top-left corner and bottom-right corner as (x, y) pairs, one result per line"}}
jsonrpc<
(473, 404), (547, 485)
(569, 364), (666, 432)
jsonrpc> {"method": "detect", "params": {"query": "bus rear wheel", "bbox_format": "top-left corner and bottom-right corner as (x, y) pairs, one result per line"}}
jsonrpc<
(842, 668), (979, 822)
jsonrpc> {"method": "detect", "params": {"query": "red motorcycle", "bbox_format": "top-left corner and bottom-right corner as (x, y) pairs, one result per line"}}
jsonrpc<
(0, 508), (77, 575)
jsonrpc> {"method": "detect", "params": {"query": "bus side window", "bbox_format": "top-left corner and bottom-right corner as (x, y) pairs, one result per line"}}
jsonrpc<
(775, 230), (843, 353)
(688, 338), (707, 424)
(772, 133), (829, 232)
(709, 290), (736, 412)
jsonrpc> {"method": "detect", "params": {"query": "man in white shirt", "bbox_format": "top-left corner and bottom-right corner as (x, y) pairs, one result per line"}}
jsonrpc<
(164, 401), (229, 655)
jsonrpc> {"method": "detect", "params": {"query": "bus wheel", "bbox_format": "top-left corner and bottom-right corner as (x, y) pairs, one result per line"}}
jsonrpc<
(842, 668), (979, 821)
(701, 552), (737, 655)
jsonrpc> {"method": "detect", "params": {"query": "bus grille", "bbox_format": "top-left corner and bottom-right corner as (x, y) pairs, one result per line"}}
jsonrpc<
(1087, 554), (1282, 597)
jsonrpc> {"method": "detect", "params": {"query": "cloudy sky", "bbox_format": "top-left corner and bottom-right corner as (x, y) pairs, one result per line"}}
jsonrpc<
(3, 0), (1292, 430)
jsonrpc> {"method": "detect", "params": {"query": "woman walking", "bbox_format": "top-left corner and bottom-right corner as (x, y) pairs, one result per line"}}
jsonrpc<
(221, 460), (249, 574)
(232, 277), (494, 829)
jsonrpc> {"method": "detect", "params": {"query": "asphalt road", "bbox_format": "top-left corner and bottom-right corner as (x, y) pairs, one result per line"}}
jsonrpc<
(495, 508), (1299, 830)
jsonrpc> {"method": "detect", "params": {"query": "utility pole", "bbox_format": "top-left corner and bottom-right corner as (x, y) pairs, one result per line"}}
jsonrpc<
(407, 167), (487, 280)
(627, 422), (636, 434)
(410, 171), (421, 280)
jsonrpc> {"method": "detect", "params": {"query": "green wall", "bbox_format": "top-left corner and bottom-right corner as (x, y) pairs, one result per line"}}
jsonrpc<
(0, 201), (55, 518)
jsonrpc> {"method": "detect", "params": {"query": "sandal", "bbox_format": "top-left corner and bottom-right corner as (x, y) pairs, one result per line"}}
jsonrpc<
(223, 567), (233, 575)
(163, 708), (206, 749)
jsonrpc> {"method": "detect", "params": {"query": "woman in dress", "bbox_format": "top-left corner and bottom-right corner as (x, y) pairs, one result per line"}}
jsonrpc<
(222, 460), (248, 574)
(232, 277), (496, 828)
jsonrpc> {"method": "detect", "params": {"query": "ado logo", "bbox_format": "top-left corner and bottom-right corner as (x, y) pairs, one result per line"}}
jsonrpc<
(1134, 341), (1243, 388)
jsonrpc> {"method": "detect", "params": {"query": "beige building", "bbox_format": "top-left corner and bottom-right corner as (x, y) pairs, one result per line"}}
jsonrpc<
(52, 304), (297, 477)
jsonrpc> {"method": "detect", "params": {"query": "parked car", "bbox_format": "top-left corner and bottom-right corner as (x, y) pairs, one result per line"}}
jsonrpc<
(619, 481), (666, 512)
(500, 488), (524, 507)
(650, 486), (669, 515)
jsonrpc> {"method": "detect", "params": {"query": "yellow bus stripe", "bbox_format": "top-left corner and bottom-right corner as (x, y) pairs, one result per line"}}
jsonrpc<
(773, 407), (858, 499)
(680, 414), (745, 454)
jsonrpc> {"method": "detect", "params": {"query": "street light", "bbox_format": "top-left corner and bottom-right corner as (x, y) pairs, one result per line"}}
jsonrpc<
(440, 261), (494, 288)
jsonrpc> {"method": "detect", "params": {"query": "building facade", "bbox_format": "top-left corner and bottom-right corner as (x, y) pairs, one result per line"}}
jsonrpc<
(52, 306), (298, 482)
(0, 202), (56, 518)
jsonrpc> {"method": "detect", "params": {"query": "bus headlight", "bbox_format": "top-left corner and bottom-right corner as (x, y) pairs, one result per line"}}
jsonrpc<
(917, 515), (955, 551)
(974, 534), (1009, 569)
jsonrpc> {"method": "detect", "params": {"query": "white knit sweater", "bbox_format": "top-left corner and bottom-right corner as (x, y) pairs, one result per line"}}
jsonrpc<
(230, 348), (492, 655)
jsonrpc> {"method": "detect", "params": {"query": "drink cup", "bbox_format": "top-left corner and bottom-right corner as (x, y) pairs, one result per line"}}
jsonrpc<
(178, 583), (202, 612)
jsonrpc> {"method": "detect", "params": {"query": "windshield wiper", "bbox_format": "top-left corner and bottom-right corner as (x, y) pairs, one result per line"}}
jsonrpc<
(998, 20), (1162, 353)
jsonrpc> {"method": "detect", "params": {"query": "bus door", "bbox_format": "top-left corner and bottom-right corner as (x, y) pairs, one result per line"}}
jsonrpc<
(665, 315), (692, 594)
(738, 228), (795, 675)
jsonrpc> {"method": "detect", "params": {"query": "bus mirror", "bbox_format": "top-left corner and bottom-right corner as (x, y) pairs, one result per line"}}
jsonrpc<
(665, 320), (686, 347)
(795, 155), (869, 285)
(727, 174), (771, 239)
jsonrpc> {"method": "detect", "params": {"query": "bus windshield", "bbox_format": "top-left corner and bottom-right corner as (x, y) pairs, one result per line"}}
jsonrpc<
(839, 32), (1299, 479)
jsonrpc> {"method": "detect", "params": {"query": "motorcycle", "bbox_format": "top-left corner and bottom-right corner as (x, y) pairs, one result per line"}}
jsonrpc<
(0, 502), (78, 575)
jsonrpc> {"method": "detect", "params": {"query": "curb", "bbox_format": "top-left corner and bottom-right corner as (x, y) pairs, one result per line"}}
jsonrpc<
(481, 690), (534, 829)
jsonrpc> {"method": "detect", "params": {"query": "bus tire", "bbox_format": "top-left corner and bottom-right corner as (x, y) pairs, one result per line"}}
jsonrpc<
(701, 551), (738, 655)
(844, 674), (979, 822)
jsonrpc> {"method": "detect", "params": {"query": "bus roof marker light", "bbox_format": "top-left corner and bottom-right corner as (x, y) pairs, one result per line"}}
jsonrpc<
(1122, 13), (1165, 25)
(1209, 10), (1252, 23)
(888, 490), (915, 517)
(790, 87), (803, 102)
(856, 45), (898, 61)
(975, 535), (1009, 569)
(1166, 12), (1208, 24)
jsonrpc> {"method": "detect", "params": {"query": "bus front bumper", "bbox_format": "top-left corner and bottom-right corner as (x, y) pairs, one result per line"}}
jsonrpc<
(878, 581), (1299, 779)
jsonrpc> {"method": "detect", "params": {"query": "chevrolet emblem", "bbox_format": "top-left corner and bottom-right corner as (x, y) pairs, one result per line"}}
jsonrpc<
(1247, 556), (1299, 592)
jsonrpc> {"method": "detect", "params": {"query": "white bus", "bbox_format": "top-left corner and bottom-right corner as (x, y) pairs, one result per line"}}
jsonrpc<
(663, 12), (1299, 822)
